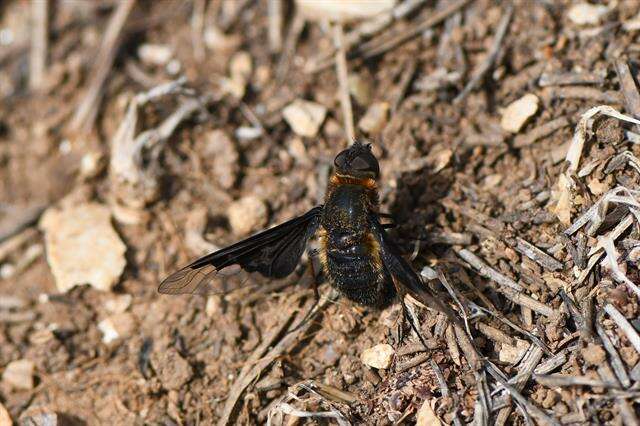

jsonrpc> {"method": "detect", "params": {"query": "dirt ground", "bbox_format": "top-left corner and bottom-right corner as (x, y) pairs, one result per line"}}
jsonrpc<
(1, 0), (640, 424)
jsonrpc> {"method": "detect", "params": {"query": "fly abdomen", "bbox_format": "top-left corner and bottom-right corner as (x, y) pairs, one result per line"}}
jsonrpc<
(323, 239), (393, 307)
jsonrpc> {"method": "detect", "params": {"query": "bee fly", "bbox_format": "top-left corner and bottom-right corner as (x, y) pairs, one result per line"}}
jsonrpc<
(159, 142), (461, 332)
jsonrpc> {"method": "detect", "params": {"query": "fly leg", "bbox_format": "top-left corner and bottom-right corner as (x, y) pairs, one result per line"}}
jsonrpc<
(400, 296), (431, 350)
(289, 250), (323, 332)
(390, 274), (431, 350)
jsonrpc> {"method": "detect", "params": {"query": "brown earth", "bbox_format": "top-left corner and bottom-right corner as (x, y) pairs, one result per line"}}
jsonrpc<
(1, 1), (640, 424)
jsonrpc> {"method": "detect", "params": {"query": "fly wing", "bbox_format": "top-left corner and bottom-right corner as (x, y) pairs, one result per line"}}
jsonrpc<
(159, 206), (323, 295)
(369, 213), (463, 328)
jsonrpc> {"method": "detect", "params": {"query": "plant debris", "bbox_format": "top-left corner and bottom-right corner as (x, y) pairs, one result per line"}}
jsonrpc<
(2, 0), (640, 424)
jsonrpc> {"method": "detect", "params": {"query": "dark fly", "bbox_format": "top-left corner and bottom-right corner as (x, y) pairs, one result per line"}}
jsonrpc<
(159, 142), (461, 328)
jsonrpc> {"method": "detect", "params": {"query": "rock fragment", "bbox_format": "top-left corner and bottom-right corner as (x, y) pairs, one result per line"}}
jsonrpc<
(358, 102), (389, 134)
(348, 73), (373, 106)
(296, 0), (394, 22)
(0, 402), (10, 426)
(581, 343), (606, 366)
(98, 312), (136, 344)
(138, 44), (174, 67)
(416, 399), (441, 426)
(206, 130), (239, 190)
(104, 294), (132, 314)
(2, 359), (35, 390)
(151, 348), (193, 391)
(227, 196), (268, 236)
(361, 343), (394, 369)
(499, 339), (530, 364)
(221, 51), (252, 98)
(567, 3), (609, 25)
(40, 203), (126, 293)
(500, 94), (539, 133)
(282, 99), (327, 137)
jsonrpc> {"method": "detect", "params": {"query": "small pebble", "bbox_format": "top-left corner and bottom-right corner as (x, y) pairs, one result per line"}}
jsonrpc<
(227, 196), (268, 235)
(499, 339), (530, 364)
(361, 343), (394, 369)
(2, 359), (35, 390)
(581, 343), (606, 366)
(206, 130), (239, 190)
(206, 295), (222, 317)
(203, 26), (241, 51)
(40, 202), (127, 293)
(222, 51), (252, 99)
(500, 94), (539, 133)
(348, 73), (373, 106)
(104, 294), (132, 314)
(296, 0), (394, 22)
(282, 99), (327, 137)
(567, 3), (609, 25)
(138, 43), (174, 67)
(79, 151), (105, 179)
(358, 102), (389, 134)
(98, 312), (136, 344)
(0, 402), (10, 426)
(416, 399), (441, 426)
(151, 348), (193, 391)
(17, 412), (59, 426)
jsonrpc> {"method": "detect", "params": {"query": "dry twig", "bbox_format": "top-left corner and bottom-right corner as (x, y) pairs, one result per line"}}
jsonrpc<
(454, 4), (513, 103)
(69, 0), (136, 133)
(29, 0), (48, 90)
(333, 24), (355, 142)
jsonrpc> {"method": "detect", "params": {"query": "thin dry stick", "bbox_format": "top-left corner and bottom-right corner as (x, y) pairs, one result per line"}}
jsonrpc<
(333, 24), (355, 142)
(486, 362), (559, 426)
(305, 0), (428, 73)
(496, 346), (544, 425)
(595, 313), (631, 388)
(455, 248), (522, 291)
(191, 0), (206, 62)
(69, 0), (136, 133)
(456, 248), (555, 317)
(534, 374), (620, 389)
(514, 237), (563, 271)
(614, 59), (640, 121)
(29, 0), (48, 90)
(268, 0), (283, 53)
(356, 0), (472, 61)
(276, 11), (305, 82)
(454, 4), (513, 104)
(218, 296), (330, 426)
(513, 116), (570, 148)
(604, 303), (640, 354)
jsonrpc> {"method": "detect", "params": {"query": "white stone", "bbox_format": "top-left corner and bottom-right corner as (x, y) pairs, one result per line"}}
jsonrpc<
(2, 359), (34, 390)
(40, 203), (127, 292)
(361, 343), (394, 369)
(0, 402), (11, 426)
(348, 73), (373, 106)
(567, 3), (609, 26)
(358, 102), (389, 134)
(500, 94), (539, 133)
(104, 294), (132, 314)
(98, 313), (136, 344)
(499, 339), (530, 364)
(296, 0), (395, 23)
(282, 99), (327, 138)
(138, 44), (174, 66)
(227, 196), (268, 236)
(416, 399), (441, 426)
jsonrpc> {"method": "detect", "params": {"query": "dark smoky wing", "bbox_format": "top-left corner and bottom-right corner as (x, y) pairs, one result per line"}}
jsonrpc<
(158, 206), (323, 295)
(157, 263), (244, 295)
(369, 213), (463, 328)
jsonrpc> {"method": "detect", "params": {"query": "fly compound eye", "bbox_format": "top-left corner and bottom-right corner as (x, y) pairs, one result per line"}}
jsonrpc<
(351, 155), (373, 171)
(334, 150), (348, 169)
